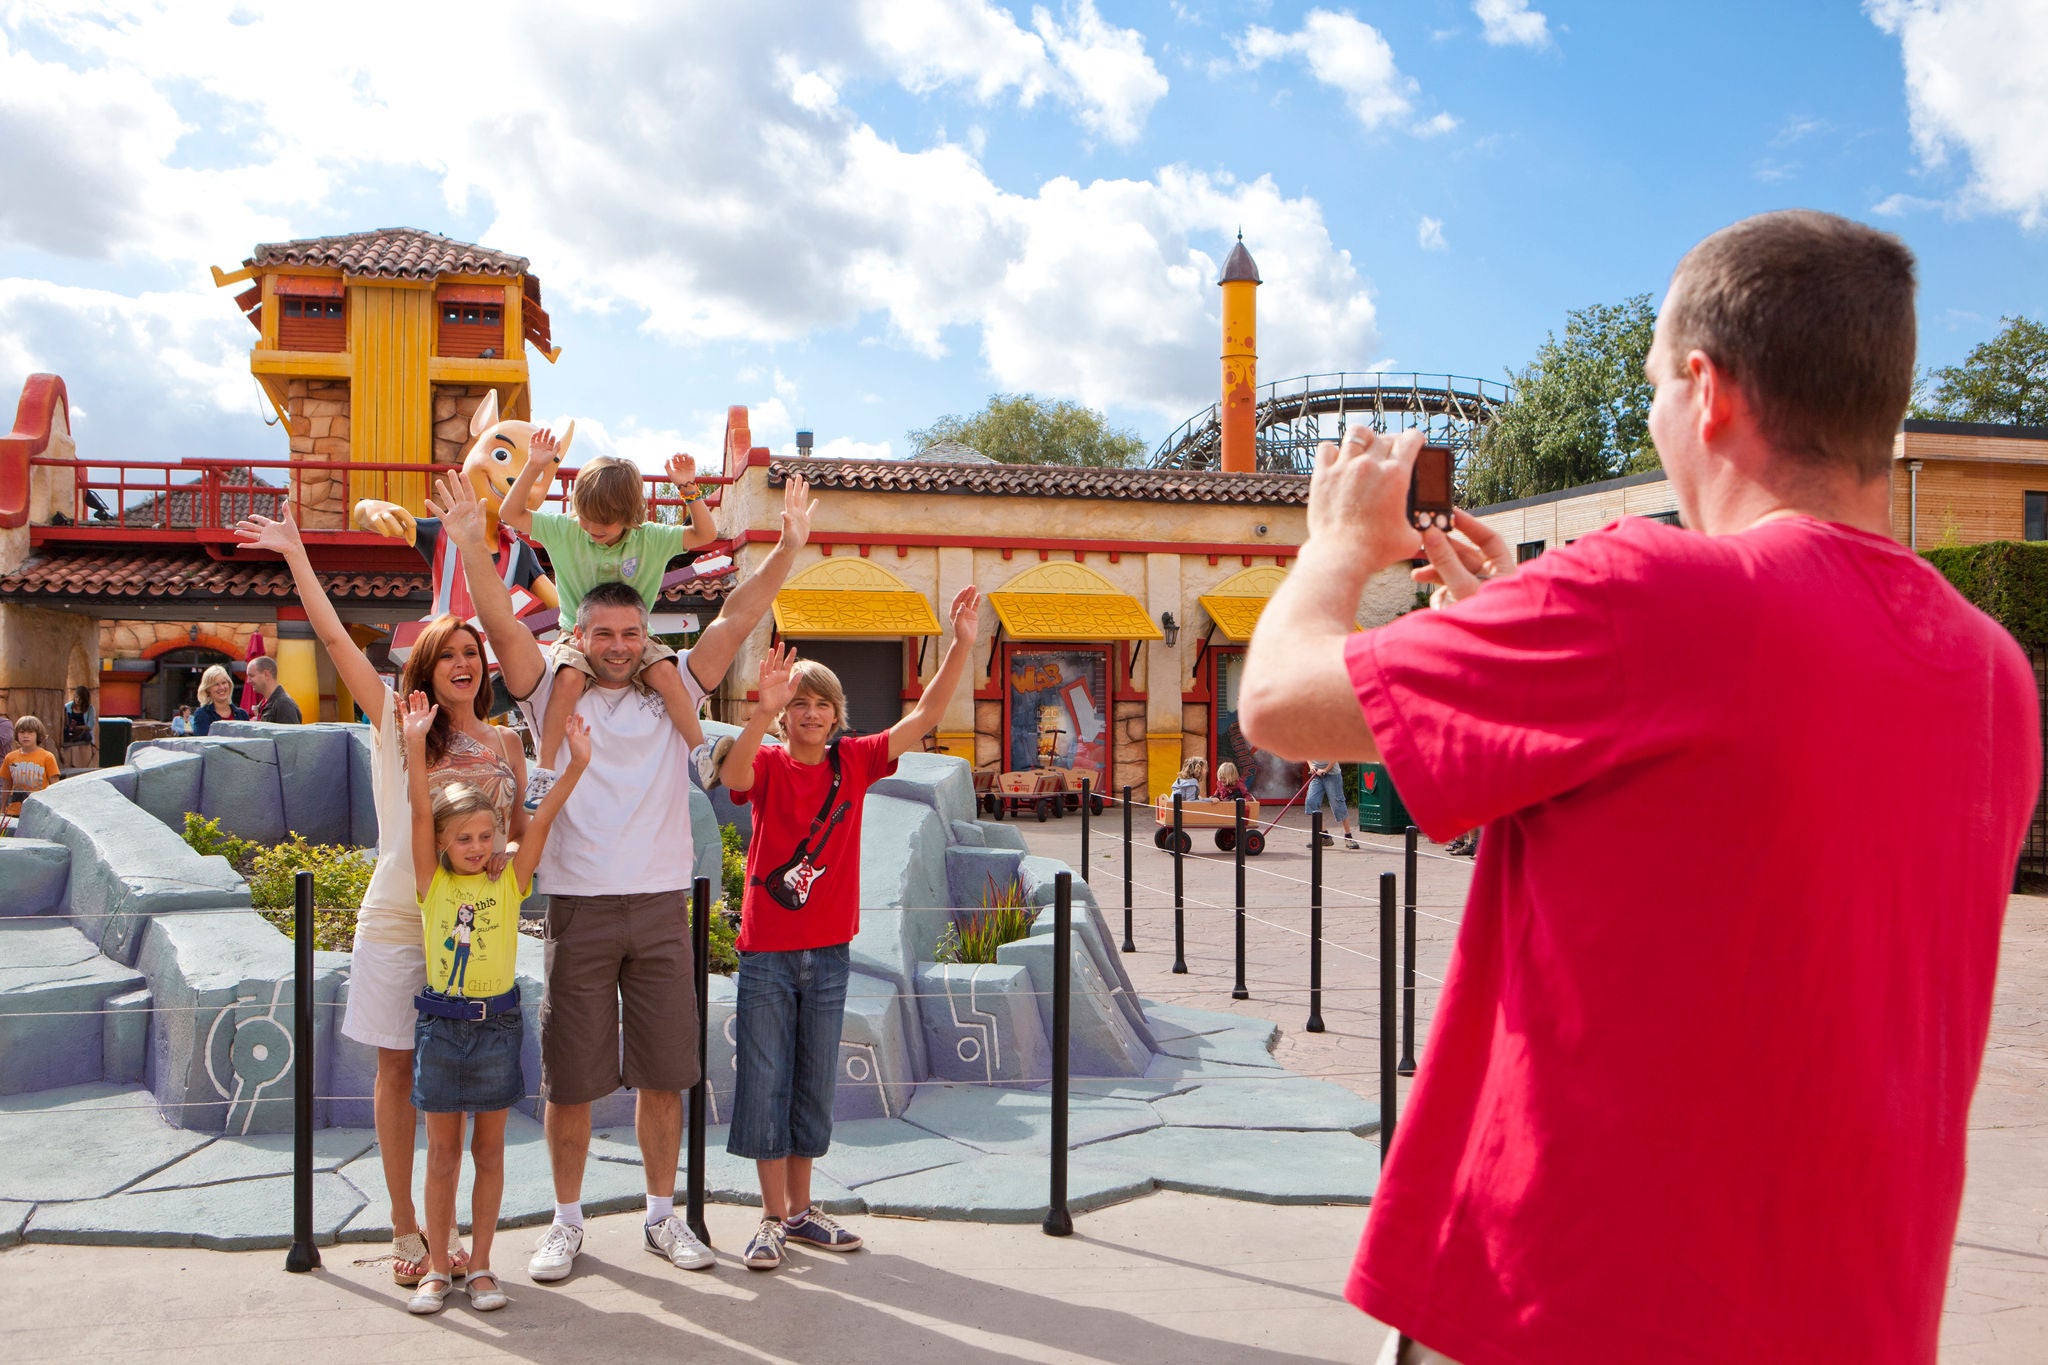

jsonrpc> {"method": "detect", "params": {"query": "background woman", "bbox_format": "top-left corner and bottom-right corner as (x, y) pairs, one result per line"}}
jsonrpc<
(191, 665), (247, 735)
(234, 509), (528, 1288)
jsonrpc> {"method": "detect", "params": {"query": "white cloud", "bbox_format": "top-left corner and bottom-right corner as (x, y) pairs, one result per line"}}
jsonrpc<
(1417, 216), (1447, 250)
(1867, 0), (2048, 227)
(860, 0), (1166, 144)
(1872, 191), (1946, 216)
(1413, 112), (1460, 137)
(0, 1), (1379, 454)
(1472, 0), (1553, 50)
(1238, 10), (1424, 132)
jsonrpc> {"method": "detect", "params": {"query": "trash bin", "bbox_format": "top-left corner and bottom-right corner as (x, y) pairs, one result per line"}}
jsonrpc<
(1353, 762), (1412, 834)
(97, 717), (133, 769)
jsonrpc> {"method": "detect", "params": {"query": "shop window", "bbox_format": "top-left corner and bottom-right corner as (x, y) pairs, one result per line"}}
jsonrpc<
(793, 640), (902, 735)
(2025, 491), (2047, 542)
(1517, 540), (1545, 562)
(1004, 646), (1110, 777)
(437, 287), (508, 359)
(276, 293), (346, 351)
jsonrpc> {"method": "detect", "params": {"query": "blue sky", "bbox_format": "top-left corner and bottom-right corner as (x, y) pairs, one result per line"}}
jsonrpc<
(0, 1), (2042, 473)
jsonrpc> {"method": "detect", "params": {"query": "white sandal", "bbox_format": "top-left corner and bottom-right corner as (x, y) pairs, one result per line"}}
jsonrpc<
(466, 1270), (508, 1312)
(392, 1231), (429, 1287)
(406, 1272), (452, 1315)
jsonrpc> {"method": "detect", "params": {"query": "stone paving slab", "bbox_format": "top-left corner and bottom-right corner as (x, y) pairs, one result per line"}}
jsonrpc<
(901, 1083), (1160, 1157)
(857, 1150), (1154, 1222)
(337, 1112), (648, 1240)
(1143, 1053), (1291, 1083)
(1151, 1027), (1285, 1069)
(131, 1128), (378, 1192)
(0, 1083), (211, 1202)
(1048, 1075), (1203, 1101)
(1140, 1000), (1268, 1040)
(0, 1200), (29, 1248)
(28, 1171), (366, 1249)
(589, 1123), (864, 1214)
(1094, 1127), (1379, 1205)
(811, 1116), (980, 1189)
(1150, 1077), (1379, 1134)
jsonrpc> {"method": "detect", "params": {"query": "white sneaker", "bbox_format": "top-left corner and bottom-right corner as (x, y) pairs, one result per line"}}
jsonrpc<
(527, 1221), (583, 1282)
(524, 765), (559, 811)
(692, 736), (734, 791)
(645, 1213), (716, 1270)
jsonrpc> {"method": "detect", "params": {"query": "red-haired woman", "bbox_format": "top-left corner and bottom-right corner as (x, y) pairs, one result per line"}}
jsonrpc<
(236, 510), (527, 1288)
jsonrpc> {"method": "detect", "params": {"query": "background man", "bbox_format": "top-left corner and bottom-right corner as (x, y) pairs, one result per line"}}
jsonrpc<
(441, 468), (814, 1286)
(247, 656), (302, 725)
(1240, 210), (2038, 1365)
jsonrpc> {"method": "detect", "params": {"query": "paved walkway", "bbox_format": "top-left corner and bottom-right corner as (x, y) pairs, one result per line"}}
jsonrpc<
(1039, 800), (2048, 1363)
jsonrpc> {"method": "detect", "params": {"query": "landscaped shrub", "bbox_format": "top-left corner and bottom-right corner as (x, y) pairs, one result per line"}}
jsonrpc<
(183, 815), (372, 952)
(1925, 540), (2048, 648)
(182, 813), (256, 872)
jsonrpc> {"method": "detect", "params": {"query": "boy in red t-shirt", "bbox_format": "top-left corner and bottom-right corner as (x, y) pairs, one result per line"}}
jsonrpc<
(717, 586), (981, 1272)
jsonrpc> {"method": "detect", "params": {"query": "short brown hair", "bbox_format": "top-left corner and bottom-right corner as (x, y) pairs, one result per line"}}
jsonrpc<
(14, 715), (45, 745)
(776, 660), (847, 740)
(571, 456), (646, 527)
(1664, 210), (1915, 481)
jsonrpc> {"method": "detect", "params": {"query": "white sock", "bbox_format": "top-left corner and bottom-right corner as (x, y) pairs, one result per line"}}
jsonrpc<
(555, 1202), (584, 1230)
(782, 1208), (809, 1227)
(646, 1194), (674, 1225)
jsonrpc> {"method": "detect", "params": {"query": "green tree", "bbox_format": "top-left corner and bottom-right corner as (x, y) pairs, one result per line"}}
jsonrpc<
(1464, 295), (1660, 506)
(1913, 315), (2048, 426)
(908, 393), (1147, 468)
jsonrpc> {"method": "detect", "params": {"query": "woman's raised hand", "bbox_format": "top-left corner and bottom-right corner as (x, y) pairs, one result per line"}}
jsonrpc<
(399, 689), (438, 747)
(232, 509), (305, 557)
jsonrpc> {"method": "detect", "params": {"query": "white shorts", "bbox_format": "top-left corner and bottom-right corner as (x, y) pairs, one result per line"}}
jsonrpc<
(340, 936), (428, 1052)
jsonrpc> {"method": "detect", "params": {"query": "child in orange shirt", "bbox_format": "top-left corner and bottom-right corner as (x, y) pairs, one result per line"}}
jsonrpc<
(4, 716), (62, 819)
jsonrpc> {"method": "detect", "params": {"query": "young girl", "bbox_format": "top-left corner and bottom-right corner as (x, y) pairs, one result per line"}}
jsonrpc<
(1212, 761), (1251, 803)
(718, 587), (981, 1271)
(401, 692), (588, 1316)
(1167, 756), (1207, 803)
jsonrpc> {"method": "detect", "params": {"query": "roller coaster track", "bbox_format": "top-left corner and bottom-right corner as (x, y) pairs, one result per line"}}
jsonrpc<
(1151, 371), (1511, 474)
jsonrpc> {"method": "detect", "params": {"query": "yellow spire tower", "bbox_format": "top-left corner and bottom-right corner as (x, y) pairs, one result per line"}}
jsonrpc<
(1218, 233), (1262, 473)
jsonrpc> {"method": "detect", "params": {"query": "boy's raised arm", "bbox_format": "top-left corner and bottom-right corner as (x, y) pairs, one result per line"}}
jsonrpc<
(719, 643), (798, 793)
(889, 587), (979, 761)
(499, 428), (561, 538)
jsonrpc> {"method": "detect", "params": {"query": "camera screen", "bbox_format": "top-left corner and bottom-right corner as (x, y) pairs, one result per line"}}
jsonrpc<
(1413, 445), (1453, 509)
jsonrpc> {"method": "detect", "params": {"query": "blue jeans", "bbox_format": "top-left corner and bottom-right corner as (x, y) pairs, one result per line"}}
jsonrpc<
(1305, 770), (1349, 825)
(727, 944), (850, 1161)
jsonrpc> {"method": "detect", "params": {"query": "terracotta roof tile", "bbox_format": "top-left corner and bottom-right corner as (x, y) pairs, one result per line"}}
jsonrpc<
(115, 468), (286, 530)
(247, 228), (529, 281)
(767, 457), (1308, 505)
(0, 548), (734, 608)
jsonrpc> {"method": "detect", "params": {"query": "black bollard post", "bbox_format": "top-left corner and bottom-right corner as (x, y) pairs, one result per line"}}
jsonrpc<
(1079, 778), (1091, 885)
(1306, 812), (1325, 1033)
(1043, 872), (1074, 1237)
(1171, 792), (1187, 974)
(1379, 871), (1398, 1169)
(284, 868), (321, 1273)
(1231, 797), (1248, 1000)
(1399, 825), (1418, 1077)
(1120, 785), (1135, 953)
(687, 877), (712, 1246)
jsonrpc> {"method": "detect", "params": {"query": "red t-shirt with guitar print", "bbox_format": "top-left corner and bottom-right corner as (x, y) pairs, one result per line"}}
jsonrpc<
(733, 731), (897, 953)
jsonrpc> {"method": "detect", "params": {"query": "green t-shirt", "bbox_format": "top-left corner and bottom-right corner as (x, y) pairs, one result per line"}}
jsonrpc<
(528, 512), (690, 626)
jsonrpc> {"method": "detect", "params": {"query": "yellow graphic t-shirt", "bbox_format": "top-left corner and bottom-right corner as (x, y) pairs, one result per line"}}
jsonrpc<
(418, 865), (526, 998)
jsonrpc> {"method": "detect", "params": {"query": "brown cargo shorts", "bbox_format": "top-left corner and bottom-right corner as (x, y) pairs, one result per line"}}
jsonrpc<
(538, 890), (700, 1105)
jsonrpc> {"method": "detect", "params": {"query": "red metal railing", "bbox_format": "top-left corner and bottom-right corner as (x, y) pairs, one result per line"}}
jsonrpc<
(30, 455), (727, 539)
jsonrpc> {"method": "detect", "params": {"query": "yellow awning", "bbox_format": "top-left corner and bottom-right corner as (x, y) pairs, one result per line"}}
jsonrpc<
(1198, 594), (1269, 642)
(988, 590), (1163, 642)
(773, 589), (941, 637)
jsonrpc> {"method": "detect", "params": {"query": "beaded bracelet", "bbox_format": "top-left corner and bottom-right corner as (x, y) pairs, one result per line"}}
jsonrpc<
(675, 482), (705, 504)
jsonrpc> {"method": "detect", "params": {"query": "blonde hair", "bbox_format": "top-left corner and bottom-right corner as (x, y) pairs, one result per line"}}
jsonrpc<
(1178, 756), (1207, 781)
(571, 456), (646, 528)
(430, 780), (501, 868)
(775, 660), (847, 740)
(1214, 761), (1240, 786)
(198, 664), (234, 700)
(14, 715), (46, 745)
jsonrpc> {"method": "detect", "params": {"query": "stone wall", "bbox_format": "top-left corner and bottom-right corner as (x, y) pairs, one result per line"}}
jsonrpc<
(432, 385), (497, 466)
(285, 379), (351, 529)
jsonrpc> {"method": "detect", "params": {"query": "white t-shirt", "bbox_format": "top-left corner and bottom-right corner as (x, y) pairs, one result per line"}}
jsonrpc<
(518, 655), (703, 897)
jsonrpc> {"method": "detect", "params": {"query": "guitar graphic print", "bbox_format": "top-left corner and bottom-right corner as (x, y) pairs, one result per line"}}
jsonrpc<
(766, 798), (851, 910)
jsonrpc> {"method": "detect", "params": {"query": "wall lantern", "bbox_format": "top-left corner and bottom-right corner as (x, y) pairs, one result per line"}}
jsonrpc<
(1160, 611), (1179, 647)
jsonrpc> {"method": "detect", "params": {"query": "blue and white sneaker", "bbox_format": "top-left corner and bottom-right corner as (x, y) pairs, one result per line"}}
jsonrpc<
(781, 1207), (862, 1252)
(523, 765), (559, 811)
(692, 737), (733, 791)
(742, 1218), (786, 1271)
